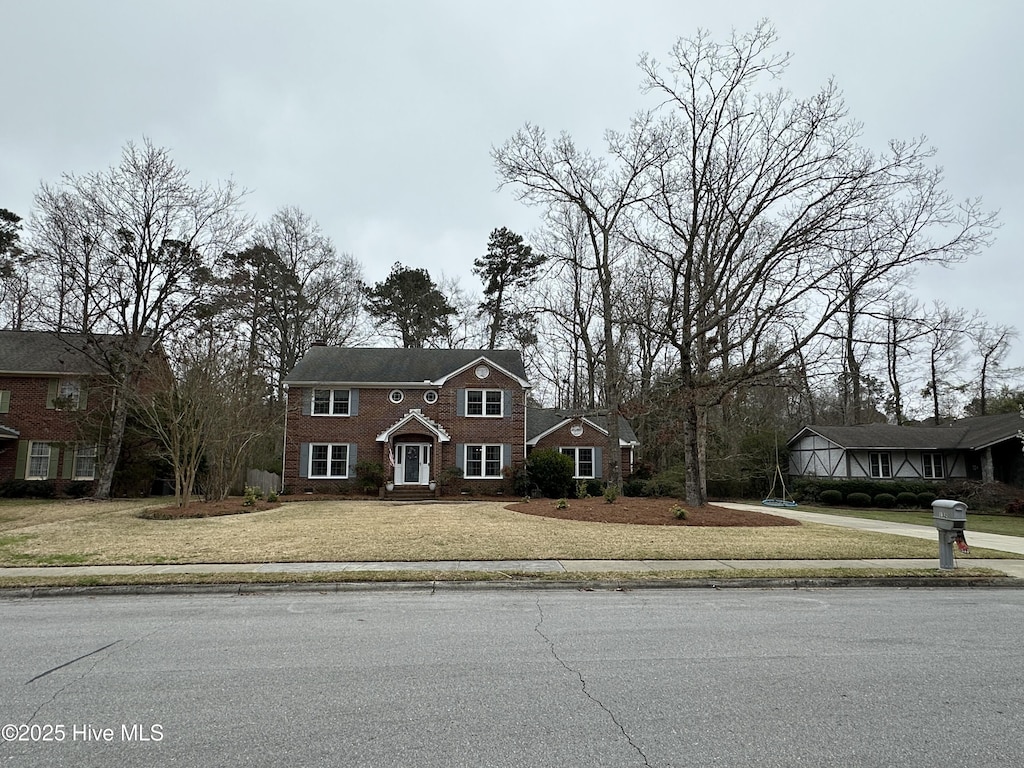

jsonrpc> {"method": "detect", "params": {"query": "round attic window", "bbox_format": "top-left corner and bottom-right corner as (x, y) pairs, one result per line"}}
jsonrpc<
(423, 390), (438, 404)
(570, 424), (584, 437)
(389, 389), (404, 404)
(475, 364), (490, 379)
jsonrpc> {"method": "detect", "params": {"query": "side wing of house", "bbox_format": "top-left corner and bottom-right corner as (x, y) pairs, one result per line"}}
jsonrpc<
(527, 410), (637, 481)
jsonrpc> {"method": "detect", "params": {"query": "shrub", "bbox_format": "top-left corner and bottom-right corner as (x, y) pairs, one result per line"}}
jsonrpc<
(507, 463), (530, 497)
(622, 478), (647, 497)
(527, 449), (575, 498)
(873, 493), (896, 508)
(585, 479), (603, 498)
(555, 498), (569, 509)
(846, 492), (872, 507)
(895, 492), (919, 509)
(0, 480), (55, 498)
(243, 486), (264, 506)
(820, 489), (843, 505)
(603, 485), (618, 504)
(575, 480), (591, 499)
(438, 466), (464, 495)
(1005, 499), (1024, 516)
(917, 491), (937, 508)
(63, 481), (94, 498)
(671, 504), (687, 520)
(354, 460), (385, 494)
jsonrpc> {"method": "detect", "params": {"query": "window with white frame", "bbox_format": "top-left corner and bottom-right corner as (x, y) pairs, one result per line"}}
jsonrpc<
(922, 452), (944, 479)
(869, 452), (892, 479)
(309, 444), (349, 478)
(466, 389), (503, 417)
(73, 445), (98, 481)
(27, 442), (51, 480)
(56, 378), (81, 410)
(312, 388), (350, 416)
(465, 444), (503, 478)
(560, 447), (595, 478)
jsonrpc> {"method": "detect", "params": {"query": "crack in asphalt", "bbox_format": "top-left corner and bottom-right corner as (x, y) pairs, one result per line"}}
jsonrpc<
(534, 597), (653, 768)
(25, 640), (121, 685)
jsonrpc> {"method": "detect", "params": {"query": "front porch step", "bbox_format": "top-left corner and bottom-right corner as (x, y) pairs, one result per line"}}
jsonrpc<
(380, 485), (439, 501)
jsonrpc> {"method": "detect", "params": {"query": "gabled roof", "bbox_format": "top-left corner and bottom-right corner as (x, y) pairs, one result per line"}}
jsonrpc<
(790, 411), (1024, 452)
(0, 330), (108, 375)
(284, 347), (529, 387)
(376, 409), (451, 443)
(526, 407), (639, 446)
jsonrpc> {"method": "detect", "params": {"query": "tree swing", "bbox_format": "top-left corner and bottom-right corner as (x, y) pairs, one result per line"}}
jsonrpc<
(762, 442), (797, 508)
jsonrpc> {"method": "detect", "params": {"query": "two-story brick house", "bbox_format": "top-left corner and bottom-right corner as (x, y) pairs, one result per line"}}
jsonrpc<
(0, 331), (107, 490)
(283, 347), (532, 494)
(282, 346), (641, 495)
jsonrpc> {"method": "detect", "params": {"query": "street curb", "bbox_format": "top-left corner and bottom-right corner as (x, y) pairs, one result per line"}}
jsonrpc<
(2, 575), (1022, 599)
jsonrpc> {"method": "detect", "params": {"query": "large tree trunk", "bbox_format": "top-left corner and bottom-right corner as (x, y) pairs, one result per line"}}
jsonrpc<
(94, 376), (132, 499)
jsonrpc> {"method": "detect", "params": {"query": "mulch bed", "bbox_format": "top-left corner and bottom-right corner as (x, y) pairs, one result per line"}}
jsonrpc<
(137, 500), (282, 520)
(136, 494), (798, 527)
(508, 496), (801, 527)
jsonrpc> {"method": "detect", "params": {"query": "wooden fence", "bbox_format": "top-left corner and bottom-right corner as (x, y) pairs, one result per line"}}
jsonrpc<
(246, 469), (280, 496)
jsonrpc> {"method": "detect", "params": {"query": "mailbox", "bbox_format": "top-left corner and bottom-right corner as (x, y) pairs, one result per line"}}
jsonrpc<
(932, 499), (968, 570)
(932, 499), (967, 531)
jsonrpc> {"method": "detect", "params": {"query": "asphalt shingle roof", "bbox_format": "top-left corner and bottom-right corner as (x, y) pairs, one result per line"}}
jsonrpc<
(284, 347), (528, 385)
(792, 411), (1024, 452)
(0, 331), (109, 375)
(526, 407), (639, 445)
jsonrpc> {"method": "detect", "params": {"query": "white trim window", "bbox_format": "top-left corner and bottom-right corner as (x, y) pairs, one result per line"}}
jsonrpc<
(465, 444), (503, 478)
(560, 447), (595, 479)
(309, 444), (349, 478)
(57, 378), (81, 410)
(922, 452), (944, 479)
(73, 445), (98, 481)
(869, 452), (892, 479)
(27, 441), (51, 480)
(466, 389), (503, 417)
(312, 388), (350, 416)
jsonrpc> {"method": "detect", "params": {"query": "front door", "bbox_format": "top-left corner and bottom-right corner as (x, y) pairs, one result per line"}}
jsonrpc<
(395, 443), (431, 485)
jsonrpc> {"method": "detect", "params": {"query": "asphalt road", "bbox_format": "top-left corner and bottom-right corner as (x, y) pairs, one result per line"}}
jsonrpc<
(2, 588), (1022, 767)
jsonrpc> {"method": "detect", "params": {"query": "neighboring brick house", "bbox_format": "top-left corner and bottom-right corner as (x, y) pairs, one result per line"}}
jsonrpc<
(282, 346), (642, 496)
(525, 407), (639, 481)
(0, 331), (108, 490)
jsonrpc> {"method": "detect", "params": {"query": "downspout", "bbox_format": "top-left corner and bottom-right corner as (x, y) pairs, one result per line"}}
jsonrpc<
(280, 384), (289, 495)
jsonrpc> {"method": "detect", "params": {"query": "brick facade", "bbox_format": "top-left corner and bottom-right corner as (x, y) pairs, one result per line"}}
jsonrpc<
(530, 418), (635, 480)
(283, 358), (527, 494)
(0, 373), (103, 491)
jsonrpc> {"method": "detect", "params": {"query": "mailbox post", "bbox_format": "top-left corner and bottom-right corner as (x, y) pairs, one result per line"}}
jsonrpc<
(932, 499), (967, 570)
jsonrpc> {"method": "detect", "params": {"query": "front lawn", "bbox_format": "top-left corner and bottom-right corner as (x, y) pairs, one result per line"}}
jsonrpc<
(0, 497), (969, 567)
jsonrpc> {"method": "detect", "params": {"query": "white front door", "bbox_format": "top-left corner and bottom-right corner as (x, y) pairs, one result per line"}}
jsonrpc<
(395, 443), (431, 485)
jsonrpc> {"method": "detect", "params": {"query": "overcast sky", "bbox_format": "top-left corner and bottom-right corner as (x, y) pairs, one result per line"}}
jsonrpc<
(3, 1), (1021, 363)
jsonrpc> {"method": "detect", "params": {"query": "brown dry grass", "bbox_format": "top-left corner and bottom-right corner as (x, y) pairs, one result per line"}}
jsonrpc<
(0, 497), (956, 566)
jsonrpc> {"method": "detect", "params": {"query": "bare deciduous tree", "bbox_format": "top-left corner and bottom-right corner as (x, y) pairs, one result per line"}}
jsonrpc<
(27, 138), (250, 498)
(494, 116), (667, 488)
(635, 23), (994, 504)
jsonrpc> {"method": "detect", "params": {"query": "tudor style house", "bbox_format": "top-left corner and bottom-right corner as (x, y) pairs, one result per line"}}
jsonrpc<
(788, 411), (1024, 487)
(0, 331), (106, 490)
(282, 346), (639, 495)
